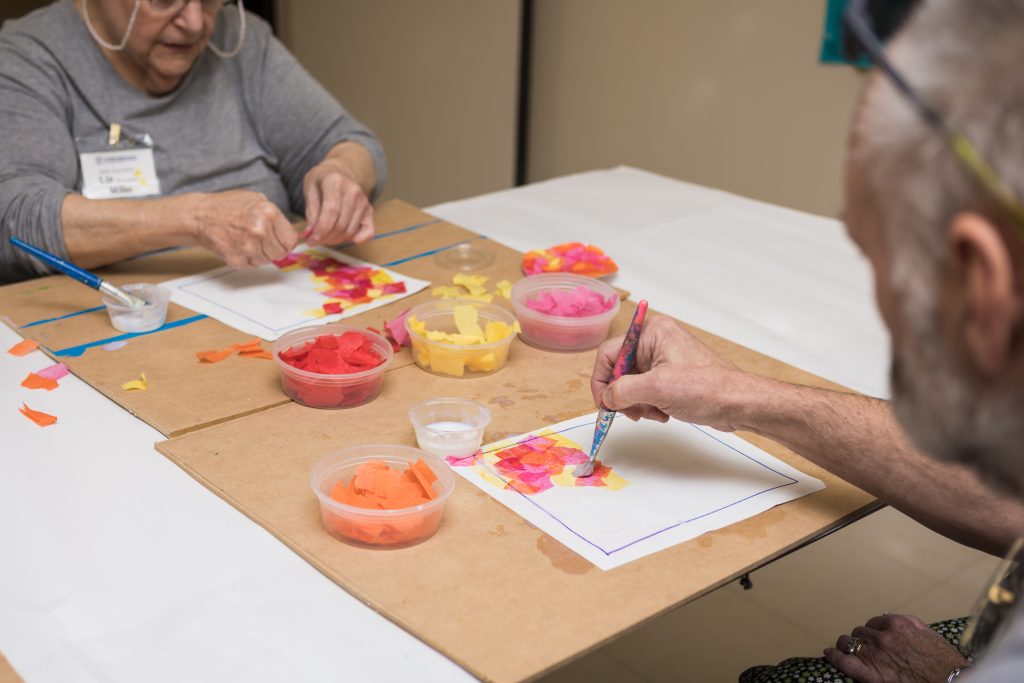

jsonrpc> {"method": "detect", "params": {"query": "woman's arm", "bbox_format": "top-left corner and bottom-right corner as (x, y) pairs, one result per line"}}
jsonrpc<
(61, 190), (299, 269)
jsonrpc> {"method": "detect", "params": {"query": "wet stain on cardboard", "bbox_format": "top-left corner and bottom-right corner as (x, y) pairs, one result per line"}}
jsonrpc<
(715, 510), (784, 542)
(489, 524), (507, 537)
(567, 378), (583, 391)
(697, 535), (713, 548)
(489, 395), (515, 408)
(537, 534), (593, 575)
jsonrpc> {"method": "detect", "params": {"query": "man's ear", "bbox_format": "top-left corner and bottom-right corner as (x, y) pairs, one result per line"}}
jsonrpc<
(948, 212), (1018, 376)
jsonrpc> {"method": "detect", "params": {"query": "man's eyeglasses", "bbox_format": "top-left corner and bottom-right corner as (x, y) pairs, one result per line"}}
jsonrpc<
(147, 0), (228, 14)
(844, 0), (1024, 235)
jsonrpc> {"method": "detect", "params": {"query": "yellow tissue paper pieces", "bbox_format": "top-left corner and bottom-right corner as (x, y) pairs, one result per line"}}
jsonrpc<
(121, 372), (148, 391)
(431, 274), (513, 302)
(407, 304), (520, 377)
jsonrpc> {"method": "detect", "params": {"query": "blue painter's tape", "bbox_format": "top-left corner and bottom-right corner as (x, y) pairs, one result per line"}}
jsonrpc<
(21, 305), (106, 329)
(383, 236), (488, 268)
(335, 219), (442, 250)
(53, 313), (208, 357)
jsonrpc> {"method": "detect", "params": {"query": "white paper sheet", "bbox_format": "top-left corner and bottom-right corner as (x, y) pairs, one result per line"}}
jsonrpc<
(0, 323), (470, 683)
(453, 413), (824, 570)
(162, 245), (430, 340)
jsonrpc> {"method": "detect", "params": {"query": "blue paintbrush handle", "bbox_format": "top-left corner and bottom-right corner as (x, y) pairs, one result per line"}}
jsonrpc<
(9, 237), (146, 308)
(9, 237), (102, 289)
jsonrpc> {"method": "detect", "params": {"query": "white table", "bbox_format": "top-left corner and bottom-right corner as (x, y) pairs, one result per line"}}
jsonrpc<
(1, 166), (888, 682)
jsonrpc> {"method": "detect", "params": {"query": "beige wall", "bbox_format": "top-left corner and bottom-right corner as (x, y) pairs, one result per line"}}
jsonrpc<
(527, 1), (864, 216)
(277, 0), (522, 208)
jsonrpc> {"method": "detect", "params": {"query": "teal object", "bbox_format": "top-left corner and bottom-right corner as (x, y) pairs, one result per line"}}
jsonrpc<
(820, 0), (871, 67)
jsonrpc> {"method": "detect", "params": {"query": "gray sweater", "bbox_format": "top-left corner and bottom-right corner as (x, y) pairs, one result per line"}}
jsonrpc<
(0, 0), (386, 282)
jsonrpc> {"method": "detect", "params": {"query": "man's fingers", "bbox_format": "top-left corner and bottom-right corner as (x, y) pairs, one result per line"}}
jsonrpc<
(641, 405), (670, 422)
(604, 373), (657, 413)
(823, 649), (874, 682)
(851, 625), (883, 646)
(591, 336), (624, 403)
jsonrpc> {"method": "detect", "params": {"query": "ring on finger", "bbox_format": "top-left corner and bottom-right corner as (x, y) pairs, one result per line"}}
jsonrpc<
(845, 636), (864, 656)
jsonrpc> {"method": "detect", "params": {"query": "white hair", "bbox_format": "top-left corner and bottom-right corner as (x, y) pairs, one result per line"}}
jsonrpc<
(854, 0), (1024, 493)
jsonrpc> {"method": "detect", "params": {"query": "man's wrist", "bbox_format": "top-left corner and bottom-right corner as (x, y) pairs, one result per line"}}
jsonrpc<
(728, 373), (788, 435)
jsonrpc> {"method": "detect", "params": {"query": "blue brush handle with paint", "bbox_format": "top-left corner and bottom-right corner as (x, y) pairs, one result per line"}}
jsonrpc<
(9, 237), (145, 308)
(588, 299), (649, 459)
(10, 236), (102, 288)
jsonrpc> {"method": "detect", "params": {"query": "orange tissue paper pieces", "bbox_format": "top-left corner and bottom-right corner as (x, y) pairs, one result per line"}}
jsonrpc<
(7, 339), (39, 356)
(196, 338), (272, 363)
(19, 403), (57, 427)
(322, 459), (442, 546)
(330, 460), (438, 510)
(21, 372), (59, 391)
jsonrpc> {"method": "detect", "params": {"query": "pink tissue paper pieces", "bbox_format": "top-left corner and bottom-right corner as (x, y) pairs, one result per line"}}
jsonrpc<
(527, 286), (616, 317)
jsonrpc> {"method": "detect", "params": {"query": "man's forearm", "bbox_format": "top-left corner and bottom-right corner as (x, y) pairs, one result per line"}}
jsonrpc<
(734, 376), (1024, 556)
(61, 193), (199, 269)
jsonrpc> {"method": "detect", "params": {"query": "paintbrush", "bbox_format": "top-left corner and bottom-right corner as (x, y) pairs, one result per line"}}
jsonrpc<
(9, 237), (148, 308)
(574, 299), (648, 478)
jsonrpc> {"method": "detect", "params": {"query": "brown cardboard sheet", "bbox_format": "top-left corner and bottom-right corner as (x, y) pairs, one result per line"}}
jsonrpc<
(156, 314), (874, 682)
(0, 655), (24, 683)
(0, 200), (563, 436)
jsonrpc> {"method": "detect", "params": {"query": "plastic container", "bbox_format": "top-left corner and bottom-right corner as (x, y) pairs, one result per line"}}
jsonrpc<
(102, 283), (170, 333)
(405, 299), (518, 378)
(510, 273), (621, 351)
(409, 398), (491, 458)
(272, 324), (393, 409)
(310, 445), (455, 548)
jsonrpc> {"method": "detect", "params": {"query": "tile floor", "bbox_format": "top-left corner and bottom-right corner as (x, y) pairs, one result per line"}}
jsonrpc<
(539, 506), (1001, 682)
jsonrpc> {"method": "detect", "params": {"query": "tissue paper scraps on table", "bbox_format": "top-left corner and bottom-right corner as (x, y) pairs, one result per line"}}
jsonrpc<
(522, 243), (618, 277)
(447, 431), (628, 495)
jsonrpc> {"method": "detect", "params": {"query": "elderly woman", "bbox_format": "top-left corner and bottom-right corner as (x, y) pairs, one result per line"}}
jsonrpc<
(0, 0), (385, 283)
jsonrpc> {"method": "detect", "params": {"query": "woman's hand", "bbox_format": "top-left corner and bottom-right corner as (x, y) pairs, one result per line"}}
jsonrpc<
(302, 156), (374, 247)
(826, 614), (967, 683)
(191, 190), (299, 268)
(590, 315), (755, 431)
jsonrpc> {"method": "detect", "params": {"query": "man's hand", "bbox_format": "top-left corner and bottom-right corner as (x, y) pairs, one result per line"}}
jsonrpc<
(590, 316), (755, 431)
(302, 157), (374, 246)
(825, 614), (967, 683)
(192, 190), (298, 268)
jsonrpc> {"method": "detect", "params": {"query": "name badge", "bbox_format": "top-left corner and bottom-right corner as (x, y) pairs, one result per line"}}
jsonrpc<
(79, 148), (161, 199)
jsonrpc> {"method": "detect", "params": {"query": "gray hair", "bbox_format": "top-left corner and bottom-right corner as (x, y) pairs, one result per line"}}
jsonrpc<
(855, 0), (1024, 493)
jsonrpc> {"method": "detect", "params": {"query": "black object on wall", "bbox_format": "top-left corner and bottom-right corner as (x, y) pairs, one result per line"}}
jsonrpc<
(514, 0), (533, 186)
(245, 0), (276, 34)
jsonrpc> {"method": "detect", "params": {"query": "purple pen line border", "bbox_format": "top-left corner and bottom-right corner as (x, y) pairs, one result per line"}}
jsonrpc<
(466, 417), (800, 557)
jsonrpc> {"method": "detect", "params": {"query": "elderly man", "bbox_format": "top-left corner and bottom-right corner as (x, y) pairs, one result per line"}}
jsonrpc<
(591, 0), (1024, 680)
(0, 0), (384, 282)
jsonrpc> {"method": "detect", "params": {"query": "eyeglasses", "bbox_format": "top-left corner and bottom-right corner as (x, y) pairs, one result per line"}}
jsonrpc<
(147, 0), (228, 14)
(844, 0), (1024, 235)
